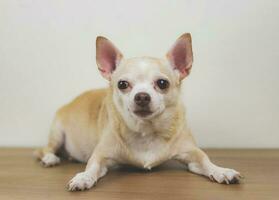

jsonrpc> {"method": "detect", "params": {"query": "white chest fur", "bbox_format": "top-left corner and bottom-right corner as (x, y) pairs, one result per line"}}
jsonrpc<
(118, 105), (177, 169)
(124, 130), (170, 169)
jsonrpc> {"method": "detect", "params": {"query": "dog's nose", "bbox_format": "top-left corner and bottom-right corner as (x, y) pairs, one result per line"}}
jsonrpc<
(134, 92), (151, 107)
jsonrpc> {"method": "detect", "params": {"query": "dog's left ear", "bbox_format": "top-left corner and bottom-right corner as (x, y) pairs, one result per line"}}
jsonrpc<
(166, 33), (193, 80)
(96, 36), (123, 80)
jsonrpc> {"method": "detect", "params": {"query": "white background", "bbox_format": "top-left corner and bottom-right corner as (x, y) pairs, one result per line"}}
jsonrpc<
(0, 0), (278, 148)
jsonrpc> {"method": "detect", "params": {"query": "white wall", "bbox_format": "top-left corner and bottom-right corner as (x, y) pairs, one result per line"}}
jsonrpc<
(0, 0), (278, 148)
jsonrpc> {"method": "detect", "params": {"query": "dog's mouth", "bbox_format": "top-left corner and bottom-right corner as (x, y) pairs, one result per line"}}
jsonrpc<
(133, 109), (153, 117)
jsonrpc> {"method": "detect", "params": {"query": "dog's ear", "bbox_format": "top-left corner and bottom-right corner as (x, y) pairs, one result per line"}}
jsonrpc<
(96, 36), (123, 80)
(166, 33), (193, 80)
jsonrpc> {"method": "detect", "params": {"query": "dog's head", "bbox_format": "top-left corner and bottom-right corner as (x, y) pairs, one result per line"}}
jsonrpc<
(96, 33), (193, 121)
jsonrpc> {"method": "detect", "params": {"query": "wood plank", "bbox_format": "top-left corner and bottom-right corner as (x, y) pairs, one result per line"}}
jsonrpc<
(0, 148), (278, 200)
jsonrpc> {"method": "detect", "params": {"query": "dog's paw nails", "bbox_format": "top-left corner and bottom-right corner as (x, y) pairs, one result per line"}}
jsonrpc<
(68, 172), (95, 191)
(209, 167), (242, 184)
(41, 153), (60, 167)
(209, 174), (215, 182)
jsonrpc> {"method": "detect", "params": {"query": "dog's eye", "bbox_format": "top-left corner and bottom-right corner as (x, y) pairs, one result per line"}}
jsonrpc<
(118, 80), (129, 90)
(156, 79), (169, 90)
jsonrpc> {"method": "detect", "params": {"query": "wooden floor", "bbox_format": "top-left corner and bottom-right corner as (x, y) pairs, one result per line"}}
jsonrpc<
(0, 149), (278, 200)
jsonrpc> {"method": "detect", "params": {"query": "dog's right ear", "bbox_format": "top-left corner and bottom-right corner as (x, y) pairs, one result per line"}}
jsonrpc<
(96, 36), (123, 80)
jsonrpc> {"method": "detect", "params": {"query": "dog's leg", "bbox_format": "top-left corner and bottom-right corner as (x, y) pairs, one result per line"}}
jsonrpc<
(34, 118), (64, 167)
(176, 146), (242, 184)
(68, 154), (112, 191)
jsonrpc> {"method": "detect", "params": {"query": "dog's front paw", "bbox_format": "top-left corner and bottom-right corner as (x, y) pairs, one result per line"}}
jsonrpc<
(208, 166), (242, 184)
(41, 153), (60, 167)
(68, 172), (96, 191)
